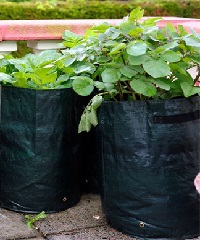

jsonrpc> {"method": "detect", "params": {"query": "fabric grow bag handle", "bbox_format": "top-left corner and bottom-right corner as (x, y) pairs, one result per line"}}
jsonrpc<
(153, 109), (200, 124)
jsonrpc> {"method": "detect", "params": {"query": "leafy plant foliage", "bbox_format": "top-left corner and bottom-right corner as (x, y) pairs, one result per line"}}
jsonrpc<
(0, 7), (199, 132)
(60, 7), (200, 132)
(0, 50), (78, 89)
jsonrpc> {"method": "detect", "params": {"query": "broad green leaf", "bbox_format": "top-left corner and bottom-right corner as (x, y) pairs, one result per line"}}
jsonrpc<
(88, 107), (98, 126)
(149, 31), (166, 42)
(54, 57), (65, 68)
(142, 17), (162, 27)
(101, 62), (121, 68)
(129, 6), (144, 21)
(64, 57), (76, 67)
(110, 43), (126, 55)
(12, 72), (29, 88)
(62, 30), (83, 45)
(154, 41), (179, 53)
(188, 55), (200, 64)
(0, 66), (6, 73)
(178, 25), (188, 37)
(165, 23), (177, 33)
(130, 79), (157, 97)
(41, 72), (57, 84)
(94, 81), (105, 90)
(151, 79), (171, 91)
(0, 72), (13, 82)
(62, 41), (80, 48)
(165, 79), (183, 97)
(78, 113), (91, 133)
(131, 65), (144, 74)
(78, 95), (103, 133)
(91, 95), (103, 109)
(105, 27), (121, 40)
(143, 59), (171, 78)
(72, 62), (95, 74)
(57, 74), (70, 82)
(102, 40), (117, 48)
(50, 75), (73, 89)
(161, 51), (181, 62)
(62, 66), (74, 74)
(37, 50), (61, 66)
(72, 76), (94, 96)
(8, 59), (27, 72)
(35, 68), (55, 80)
(128, 27), (143, 37)
(101, 68), (121, 83)
(190, 28), (200, 38)
(97, 56), (111, 63)
(127, 42), (147, 56)
(120, 66), (137, 78)
(174, 73), (194, 84)
(104, 83), (115, 91)
(72, 44), (86, 54)
(62, 30), (81, 40)
(143, 26), (159, 35)
(98, 33), (107, 42)
(169, 62), (188, 75)
(90, 23), (110, 33)
(181, 82), (200, 97)
(128, 54), (147, 65)
(183, 35), (200, 47)
(119, 22), (134, 34)
(25, 73), (41, 86)
(1, 54), (13, 60)
(165, 23), (179, 39)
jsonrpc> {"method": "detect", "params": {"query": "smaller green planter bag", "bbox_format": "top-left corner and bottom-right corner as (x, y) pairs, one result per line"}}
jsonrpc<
(0, 86), (84, 213)
(0, 50), (87, 213)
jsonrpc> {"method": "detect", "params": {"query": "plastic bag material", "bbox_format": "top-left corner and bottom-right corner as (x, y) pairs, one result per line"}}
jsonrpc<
(97, 96), (200, 240)
(0, 86), (84, 213)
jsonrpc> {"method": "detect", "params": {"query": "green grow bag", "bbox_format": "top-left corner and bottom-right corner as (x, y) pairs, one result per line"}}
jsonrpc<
(97, 96), (200, 240)
(0, 86), (83, 213)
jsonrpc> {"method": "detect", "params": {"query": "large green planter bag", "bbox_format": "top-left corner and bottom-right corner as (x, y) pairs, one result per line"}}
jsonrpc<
(0, 86), (83, 213)
(97, 96), (200, 240)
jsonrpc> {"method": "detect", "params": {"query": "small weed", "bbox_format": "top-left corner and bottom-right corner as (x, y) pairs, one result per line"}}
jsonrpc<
(25, 211), (47, 228)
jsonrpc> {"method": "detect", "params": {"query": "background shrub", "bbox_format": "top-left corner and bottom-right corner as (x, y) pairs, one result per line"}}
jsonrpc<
(0, 1), (199, 20)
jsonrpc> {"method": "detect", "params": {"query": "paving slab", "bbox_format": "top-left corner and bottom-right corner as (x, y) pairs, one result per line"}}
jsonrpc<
(0, 208), (40, 240)
(46, 226), (135, 240)
(35, 194), (107, 237)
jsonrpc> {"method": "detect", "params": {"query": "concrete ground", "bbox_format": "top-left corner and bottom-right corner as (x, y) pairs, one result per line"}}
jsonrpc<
(0, 194), (199, 240)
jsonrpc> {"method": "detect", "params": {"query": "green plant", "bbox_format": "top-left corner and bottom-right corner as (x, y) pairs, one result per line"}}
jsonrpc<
(0, 50), (73, 89)
(25, 211), (47, 228)
(36, 0), (57, 10)
(60, 7), (200, 133)
(0, 1), (199, 22)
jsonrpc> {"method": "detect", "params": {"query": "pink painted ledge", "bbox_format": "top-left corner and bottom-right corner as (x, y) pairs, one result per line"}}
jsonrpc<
(0, 17), (200, 41)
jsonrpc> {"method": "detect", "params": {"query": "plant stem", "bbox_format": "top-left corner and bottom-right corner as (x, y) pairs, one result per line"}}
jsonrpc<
(117, 81), (124, 100)
(194, 66), (200, 85)
(126, 80), (136, 100)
